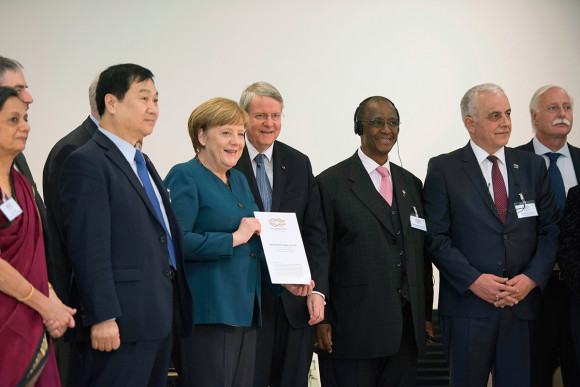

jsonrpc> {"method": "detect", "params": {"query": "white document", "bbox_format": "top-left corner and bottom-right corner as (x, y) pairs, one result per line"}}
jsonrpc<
(254, 212), (312, 285)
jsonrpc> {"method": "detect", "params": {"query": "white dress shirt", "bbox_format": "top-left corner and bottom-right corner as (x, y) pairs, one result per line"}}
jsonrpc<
(532, 137), (578, 195)
(470, 140), (509, 201)
(357, 147), (392, 193)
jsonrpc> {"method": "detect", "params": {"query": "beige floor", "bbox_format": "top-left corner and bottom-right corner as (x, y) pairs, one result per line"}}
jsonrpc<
(486, 367), (563, 386)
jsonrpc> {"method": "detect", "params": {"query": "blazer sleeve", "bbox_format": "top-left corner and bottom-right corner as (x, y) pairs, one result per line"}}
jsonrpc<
(301, 159), (330, 296)
(423, 157), (483, 295)
(519, 158), (560, 290)
(60, 151), (121, 326)
(164, 164), (234, 262)
(414, 176), (434, 322)
(559, 187), (580, 299)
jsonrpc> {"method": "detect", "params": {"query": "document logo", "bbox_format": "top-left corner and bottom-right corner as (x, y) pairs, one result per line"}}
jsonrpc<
(269, 218), (287, 227)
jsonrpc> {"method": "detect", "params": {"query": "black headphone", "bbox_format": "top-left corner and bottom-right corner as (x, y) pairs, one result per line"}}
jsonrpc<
(353, 96), (400, 136)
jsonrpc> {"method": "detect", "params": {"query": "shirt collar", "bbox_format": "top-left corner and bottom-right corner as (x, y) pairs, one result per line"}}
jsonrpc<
(470, 140), (506, 166)
(357, 147), (390, 175)
(89, 114), (99, 128)
(245, 135), (274, 162)
(98, 127), (138, 165)
(532, 137), (571, 158)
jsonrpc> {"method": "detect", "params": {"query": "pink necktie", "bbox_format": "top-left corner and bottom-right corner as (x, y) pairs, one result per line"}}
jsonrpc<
(376, 166), (392, 206)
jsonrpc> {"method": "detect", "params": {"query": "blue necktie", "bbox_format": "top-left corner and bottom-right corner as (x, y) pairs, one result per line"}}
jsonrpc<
(546, 152), (567, 212)
(254, 153), (272, 212)
(134, 149), (177, 268)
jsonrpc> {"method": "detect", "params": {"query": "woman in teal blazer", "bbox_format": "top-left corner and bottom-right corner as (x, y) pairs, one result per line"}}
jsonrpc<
(165, 98), (262, 386)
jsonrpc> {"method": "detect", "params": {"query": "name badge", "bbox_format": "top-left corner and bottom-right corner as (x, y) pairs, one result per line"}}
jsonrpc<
(410, 215), (427, 231)
(515, 200), (538, 218)
(0, 197), (23, 221)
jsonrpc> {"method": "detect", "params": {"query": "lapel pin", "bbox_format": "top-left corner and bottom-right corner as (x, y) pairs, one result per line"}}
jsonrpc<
(402, 189), (406, 197)
(282, 165), (286, 170)
(513, 164), (519, 169)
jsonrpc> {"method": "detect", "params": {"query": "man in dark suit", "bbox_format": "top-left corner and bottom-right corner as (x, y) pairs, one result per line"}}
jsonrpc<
(42, 75), (100, 386)
(423, 83), (560, 386)
(517, 85), (579, 386)
(59, 63), (193, 386)
(234, 81), (329, 387)
(0, 56), (55, 284)
(315, 96), (434, 387)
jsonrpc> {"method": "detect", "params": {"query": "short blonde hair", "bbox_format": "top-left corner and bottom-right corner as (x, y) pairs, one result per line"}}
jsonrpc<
(188, 97), (250, 153)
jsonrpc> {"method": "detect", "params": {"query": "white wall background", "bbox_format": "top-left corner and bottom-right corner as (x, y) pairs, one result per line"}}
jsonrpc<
(2, 0), (579, 307)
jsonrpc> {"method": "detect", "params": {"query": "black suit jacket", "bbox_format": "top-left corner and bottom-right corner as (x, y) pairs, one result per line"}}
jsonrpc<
(59, 130), (193, 342)
(42, 116), (98, 304)
(424, 143), (560, 320)
(316, 153), (433, 359)
(234, 141), (329, 328)
(517, 139), (580, 183)
(559, 186), (580, 298)
(13, 153), (54, 283)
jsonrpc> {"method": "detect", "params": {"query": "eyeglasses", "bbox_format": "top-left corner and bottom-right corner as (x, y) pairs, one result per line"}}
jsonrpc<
(253, 113), (283, 122)
(358, 119), (400, 129)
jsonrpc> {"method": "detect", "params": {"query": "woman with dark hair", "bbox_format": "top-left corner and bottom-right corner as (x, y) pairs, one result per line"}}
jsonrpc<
(0, 86), (76, 386)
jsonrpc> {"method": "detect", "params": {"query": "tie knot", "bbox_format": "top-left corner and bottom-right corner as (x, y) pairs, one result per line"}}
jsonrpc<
(486, 155), (499, 165)
(254, 153), (265, 165)
(376, 166), (390, 178)
(546, 152), (561, 163)
(134, 149), (146, 166)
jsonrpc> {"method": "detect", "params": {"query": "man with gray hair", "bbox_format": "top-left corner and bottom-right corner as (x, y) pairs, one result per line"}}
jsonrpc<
(517, 85), (580, 386)
(42, 74), (101, 386)
(234, 81), (329, 387)
(423, 83), (560, 385)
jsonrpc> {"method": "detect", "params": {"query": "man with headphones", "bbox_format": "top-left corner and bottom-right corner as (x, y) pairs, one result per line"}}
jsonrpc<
(315, 96), (434, 386)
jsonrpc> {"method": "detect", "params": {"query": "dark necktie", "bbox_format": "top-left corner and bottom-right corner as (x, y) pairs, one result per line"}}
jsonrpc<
(487, 155), (508, 224)
(546, 152), (566, 212)
(134, 149), (177, 268)
(254, 153), (272, 211)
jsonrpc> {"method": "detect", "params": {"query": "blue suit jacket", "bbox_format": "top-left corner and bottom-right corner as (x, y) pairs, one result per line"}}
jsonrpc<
(60, 130), (193, 342)
(423, 143), (560, 320)
(164, 159), (262, 327)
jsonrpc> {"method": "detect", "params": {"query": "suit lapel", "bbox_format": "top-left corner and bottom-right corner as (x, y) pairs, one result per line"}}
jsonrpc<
(236, 147), (264, 211)
(347, 154), (396, 236)
(271, 142), (287, 212)
(391, 164), (412, 235)
(505, 148), (522, 225)
(144, 153), (175, 233)
(461, 143), (501, 222)
(94, 132), (161, 226)
(569, 143), (580, 182)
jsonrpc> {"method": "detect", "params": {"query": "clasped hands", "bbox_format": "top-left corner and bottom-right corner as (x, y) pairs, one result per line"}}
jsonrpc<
(468, 273), (537, 308)
(43, 287), (76, 339)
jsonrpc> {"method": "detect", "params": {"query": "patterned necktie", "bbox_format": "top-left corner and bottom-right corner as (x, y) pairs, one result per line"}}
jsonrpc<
(134, 149), (177, 268)
(487, 155), (508, 224)
(254, 153), (272, 212)
(546, 152), (566, 212)
(376, 166), (393, 206)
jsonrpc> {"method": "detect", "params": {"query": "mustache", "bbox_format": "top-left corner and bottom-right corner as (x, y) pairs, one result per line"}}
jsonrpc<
(552, 118), (571, 126)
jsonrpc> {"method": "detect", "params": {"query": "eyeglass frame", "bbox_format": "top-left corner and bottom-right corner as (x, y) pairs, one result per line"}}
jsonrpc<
(357, 119), (401, 130)
(252, 113), (284, 122)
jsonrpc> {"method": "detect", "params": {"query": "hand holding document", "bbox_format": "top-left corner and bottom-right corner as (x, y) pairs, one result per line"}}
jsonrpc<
(254, 212), (312, 285)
